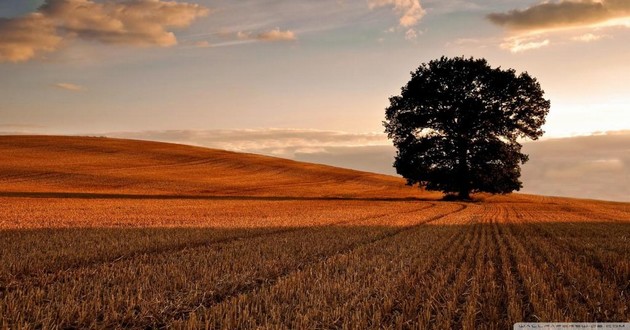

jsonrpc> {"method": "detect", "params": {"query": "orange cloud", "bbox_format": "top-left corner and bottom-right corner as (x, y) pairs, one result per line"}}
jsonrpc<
(53, 82), (84, 91)
(488, 1), (630, 52)
(194, 40), (210, 48)
(488, 0), (630, 32)
(234, 28), (297, 42)
(0, 13), (62, 62)
(369, 0), (425, 28)
(0, 0), (209, 63)
(256, 28), (297, 41)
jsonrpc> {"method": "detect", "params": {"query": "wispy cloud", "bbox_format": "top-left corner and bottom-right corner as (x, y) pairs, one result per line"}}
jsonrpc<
(488, 1), (630, 52)
(520, 130), (630, 202)
(0, 124), (48, 135)
(0, 0), (209, 63)
(194, 40), (210, 48)
(53, 82), (84, 91)
(571, 33), (607, 42)
(487, 0), (630, 32)
(256, 28), (297, 41)
(500, 36), (550, 53)
(107, 128), (389, 158)
(197, 40), (257, 48)
(404, 28), (418, 40)
(368, 0), (426, 28)
(235, 28), (297, 42)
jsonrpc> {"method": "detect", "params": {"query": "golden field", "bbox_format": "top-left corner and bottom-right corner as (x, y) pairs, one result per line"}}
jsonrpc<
(0, 135), (628, 329)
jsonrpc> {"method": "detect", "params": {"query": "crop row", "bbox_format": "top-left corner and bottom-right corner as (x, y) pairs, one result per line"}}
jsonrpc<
(0, 203), (460, 329)
(0, 199), (432, 283)
(1, 199), (628, 329)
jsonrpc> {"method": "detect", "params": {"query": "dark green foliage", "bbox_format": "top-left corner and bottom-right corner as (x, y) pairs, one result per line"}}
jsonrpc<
(384, 56), (550, 199)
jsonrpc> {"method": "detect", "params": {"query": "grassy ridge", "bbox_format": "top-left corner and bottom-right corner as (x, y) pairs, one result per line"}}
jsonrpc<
(0, 135), (429, 198)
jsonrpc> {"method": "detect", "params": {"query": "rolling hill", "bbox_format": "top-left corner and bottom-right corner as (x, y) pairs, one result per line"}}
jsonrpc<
(0, 135), (432, 199)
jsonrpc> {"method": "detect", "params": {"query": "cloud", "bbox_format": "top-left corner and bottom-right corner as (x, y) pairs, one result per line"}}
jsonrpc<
(256, 28), (297, 41)
(53, 82), (84, 91)
(0, 13), (62, 62)
(520, 130), (630, 202)
(295, 145), (397, 176)
(487, 0), (630, 31)
(107, 128), (389, 158)
(236, 31), (250, 40)
(488, 1), (630, 52)
(500, 36), (550, 53)
(194, 40), (210, 48)
(234, 28), (297, 42)
(0, 0), (209, 62)
(404, 28), (418, 40)
(571, 32), (606, 42)
(0, 124), (48, 135)
(369, 0), (426, 28)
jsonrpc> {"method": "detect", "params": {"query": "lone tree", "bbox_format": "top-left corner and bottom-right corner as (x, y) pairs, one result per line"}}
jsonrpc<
(384, 56), (550, 200)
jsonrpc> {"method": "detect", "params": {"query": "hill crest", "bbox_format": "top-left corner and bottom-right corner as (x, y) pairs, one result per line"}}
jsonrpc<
(0, 135), (435, 199)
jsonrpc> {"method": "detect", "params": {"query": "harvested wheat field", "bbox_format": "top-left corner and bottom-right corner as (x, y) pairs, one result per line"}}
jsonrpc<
(0, 135), (628, 329)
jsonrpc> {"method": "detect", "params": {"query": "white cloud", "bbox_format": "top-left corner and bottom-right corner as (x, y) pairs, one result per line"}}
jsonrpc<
(369, 0), (426, 28)
(571, 33), (606, 42)
(107, 128), (389, 158)
(0, 0), (209, 63)
(500, 36), (550, 53)
(53, 82), (84, 91)
(404, 28), (418, 40)
(236, 31), (251, 40)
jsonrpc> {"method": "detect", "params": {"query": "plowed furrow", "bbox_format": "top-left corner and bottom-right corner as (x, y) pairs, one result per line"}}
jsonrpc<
(1, 203), (437, 289)
(501, 207), (565, 321)
(0, 204), (459, 329)
(174, 205), (470, 329)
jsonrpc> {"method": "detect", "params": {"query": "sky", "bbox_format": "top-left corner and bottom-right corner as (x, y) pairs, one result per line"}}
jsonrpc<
(1, 0), (629, 201)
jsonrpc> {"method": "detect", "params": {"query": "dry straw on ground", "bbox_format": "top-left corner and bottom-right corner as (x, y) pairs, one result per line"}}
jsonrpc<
(0, 136), (628, 329)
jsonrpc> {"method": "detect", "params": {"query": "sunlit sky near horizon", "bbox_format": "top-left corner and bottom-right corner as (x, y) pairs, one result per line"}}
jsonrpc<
(1, 0), (629, 138)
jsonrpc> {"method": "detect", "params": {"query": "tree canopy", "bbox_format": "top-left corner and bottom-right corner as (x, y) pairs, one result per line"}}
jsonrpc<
(383, 56), (550, 199)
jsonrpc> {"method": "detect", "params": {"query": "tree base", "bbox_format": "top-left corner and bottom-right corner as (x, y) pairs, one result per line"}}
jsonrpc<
(442, 194), (473, 201)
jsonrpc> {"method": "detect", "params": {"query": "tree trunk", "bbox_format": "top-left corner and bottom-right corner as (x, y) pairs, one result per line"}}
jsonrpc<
(457, 137), (470, 200)
(458, 189), (470, 200)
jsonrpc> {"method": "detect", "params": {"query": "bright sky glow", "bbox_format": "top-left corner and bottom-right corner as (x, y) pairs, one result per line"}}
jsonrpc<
(0, 0), (629, 138)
